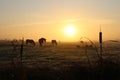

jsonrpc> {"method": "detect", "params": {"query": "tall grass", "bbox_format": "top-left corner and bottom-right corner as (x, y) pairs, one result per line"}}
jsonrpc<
(0, 39), (120, 80)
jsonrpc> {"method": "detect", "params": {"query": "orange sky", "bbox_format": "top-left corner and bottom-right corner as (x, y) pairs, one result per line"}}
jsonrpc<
(0, 0), (120, 42)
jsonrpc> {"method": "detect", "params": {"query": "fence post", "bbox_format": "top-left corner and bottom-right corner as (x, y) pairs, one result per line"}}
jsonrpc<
(99, 27), (103, 65)
(20, 37), (24, 64)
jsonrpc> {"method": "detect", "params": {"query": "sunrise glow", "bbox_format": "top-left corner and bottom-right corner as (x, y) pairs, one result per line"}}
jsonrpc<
(0, 0), (120, 41)
(64, 25), (76, 36)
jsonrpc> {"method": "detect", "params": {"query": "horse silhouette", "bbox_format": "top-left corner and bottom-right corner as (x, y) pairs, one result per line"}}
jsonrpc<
(39, 38), (46, 46)
(11, 39), (19, 51)
(26, 39), (35, 46)
(51, 40), (57, 46)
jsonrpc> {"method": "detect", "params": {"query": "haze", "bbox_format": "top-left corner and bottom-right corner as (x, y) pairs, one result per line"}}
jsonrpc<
(0, 0), (120, 42)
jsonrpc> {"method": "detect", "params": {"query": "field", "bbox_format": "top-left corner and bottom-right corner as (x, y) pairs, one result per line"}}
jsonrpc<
(0, 40), (120, 80)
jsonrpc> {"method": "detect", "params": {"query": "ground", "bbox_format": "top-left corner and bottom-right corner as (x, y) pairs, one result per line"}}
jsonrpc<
(0, 41), (120, 80)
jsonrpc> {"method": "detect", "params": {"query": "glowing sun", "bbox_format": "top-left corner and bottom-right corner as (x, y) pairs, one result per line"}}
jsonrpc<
(64, 25), (76, 36)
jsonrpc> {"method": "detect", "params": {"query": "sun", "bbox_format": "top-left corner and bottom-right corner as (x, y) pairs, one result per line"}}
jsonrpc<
(64, 25), (76, 36)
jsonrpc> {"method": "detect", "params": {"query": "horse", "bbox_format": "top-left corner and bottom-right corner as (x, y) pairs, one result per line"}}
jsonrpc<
(11, 39), (19, 51)
(51, 40), (57, 46)
(39, 38), (46, 46)
(26, 39), (35, 46)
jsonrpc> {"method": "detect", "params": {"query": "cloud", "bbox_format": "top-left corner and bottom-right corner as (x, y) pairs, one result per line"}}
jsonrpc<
(76, 18), (117, 25)
(91, 19), (116, 25)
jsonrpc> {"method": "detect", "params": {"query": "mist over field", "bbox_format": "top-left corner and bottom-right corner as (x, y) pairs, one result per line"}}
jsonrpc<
(0, 39), (120, 80)
(0, 0), (120, 80)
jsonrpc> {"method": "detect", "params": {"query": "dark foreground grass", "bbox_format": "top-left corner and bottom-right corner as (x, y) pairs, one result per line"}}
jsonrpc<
(0, 60), (120, 80)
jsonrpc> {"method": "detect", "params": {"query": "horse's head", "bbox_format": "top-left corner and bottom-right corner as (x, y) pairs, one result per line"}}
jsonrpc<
(39, 38), (46, 46)
(39, 38), (46, 43)
(43, 38), (46, 42)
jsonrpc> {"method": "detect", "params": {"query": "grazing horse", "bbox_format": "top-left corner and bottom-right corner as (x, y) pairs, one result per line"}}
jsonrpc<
(39, 38), (46, 46)
(26, 39), (35, 46)
(51, 40), (57, 46)
(11, 39), (19, 51)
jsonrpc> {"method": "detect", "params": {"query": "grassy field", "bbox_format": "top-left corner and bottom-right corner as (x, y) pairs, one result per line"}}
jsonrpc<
(0, 40), (120, 80)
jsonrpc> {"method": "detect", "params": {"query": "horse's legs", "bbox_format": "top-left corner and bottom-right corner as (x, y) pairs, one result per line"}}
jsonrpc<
(40, 42), (42, 46)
